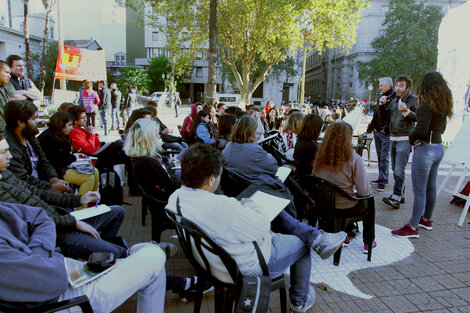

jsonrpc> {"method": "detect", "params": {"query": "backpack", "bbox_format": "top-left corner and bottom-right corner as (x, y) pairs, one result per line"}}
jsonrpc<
(99, 168), (124, 205)
(450, 180), (470, 207)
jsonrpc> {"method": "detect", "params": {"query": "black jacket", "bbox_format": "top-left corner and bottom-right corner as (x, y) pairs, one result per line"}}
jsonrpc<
(367, 88), (395, 134)
(5, 127), (57, 190)
(386, 92), (417, 136)
(409, 102), (447, 145)
(0, 169), (81, 241)
(98, 86), (111, 110)
(37, 128), (75, 179)
(294, 138), (319, 178)
(110, 88), (122, 109)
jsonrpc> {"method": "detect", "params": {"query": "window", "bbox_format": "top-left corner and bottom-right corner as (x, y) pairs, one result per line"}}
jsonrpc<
(196, 67), (202, 78)
(50, 27), (54, 39)
(152, 31), (159, 41)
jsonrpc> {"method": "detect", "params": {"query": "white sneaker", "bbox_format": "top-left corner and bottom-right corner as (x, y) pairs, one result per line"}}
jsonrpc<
(289, 287), (316, 312)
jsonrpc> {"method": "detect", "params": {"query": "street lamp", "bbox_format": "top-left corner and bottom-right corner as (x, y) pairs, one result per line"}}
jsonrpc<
(368, 85), (373, 106)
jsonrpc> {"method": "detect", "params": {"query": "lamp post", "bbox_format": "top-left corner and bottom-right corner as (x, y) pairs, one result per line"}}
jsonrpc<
(368, 85), (373, 106)
(300, 42), (311, 107)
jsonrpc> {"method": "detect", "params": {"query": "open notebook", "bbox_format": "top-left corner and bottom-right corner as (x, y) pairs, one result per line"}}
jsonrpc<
(249, 191), (290, 221)
(70, 205), (110, 220)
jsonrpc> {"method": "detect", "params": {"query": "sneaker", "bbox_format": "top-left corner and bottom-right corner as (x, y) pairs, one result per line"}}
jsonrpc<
(376, 184), (386, 192)
(418, 217), (433, 230)
(391, 224), (419, 238)
(289, 287), (316, 313)
(370, 179), (380, 185)
(156, 242), (178, 258)
(343, 235), (350, 247)
(311, 230), (347, 259)
(179, 276), (214, 303)
(363, 241), (377, 254)
(383, 197), (400, 209)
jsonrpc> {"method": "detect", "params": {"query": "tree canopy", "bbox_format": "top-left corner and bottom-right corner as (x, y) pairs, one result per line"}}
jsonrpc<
(121, 0), (369, 106)
(357, 0), (444, 89)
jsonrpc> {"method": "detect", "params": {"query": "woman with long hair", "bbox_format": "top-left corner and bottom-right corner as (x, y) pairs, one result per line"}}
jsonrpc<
(38, 111), (99, 207)
(314, 122), (373, 250)
(294, 114), (323, 178)
(267, 106), (283, 131)
(281, 112), (304, 160)
(81, 81), (99, 127)
(189, 111), (215, 144)
(392, 71), (453, 238)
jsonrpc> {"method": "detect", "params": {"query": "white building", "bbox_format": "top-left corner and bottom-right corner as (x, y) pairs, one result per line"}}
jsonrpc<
(302, 0), (466, 105)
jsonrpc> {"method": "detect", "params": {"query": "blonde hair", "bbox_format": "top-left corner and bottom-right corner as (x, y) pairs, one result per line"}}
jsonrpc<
(283, 112), (304, 133)
(123, 118), (162, 158)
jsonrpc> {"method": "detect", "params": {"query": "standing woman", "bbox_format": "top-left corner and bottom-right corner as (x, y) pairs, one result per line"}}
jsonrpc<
(81, 81), (99, 127)
(392, 71), (453, 238)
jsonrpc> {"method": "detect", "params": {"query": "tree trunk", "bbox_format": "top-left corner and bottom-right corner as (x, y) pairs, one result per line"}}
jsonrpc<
(206, 0), (217, 106)
(39, 2), (52, 93)
(23, 1), (33, 79)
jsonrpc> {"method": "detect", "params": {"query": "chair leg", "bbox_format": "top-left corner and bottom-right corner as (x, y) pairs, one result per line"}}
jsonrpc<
(367, 244), (372, 262)
(333, 246), (342, 266)
(193, 291), (203, 313)
(141, 196), (148, 226)
(151, 213), (162, 243)
(367, 148), (371, 166)
(214, 286), (234, 313)
(279, 286), (288, 313)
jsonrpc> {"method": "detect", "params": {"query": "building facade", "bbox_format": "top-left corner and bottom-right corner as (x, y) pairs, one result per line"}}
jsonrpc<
(302, 0), (466, 105)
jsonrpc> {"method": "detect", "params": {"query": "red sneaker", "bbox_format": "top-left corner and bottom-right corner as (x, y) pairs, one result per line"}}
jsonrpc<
(363, 241), (377, 254)
(418, 217), (432, 230)
(370, 179), (380, 185)
(343, 235), (350, 247)
(391, 224), (419, 238)
(376, 184), (386, 192)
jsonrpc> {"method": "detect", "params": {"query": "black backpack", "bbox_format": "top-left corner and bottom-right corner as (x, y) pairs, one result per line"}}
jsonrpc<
(99, 168), (124, 205)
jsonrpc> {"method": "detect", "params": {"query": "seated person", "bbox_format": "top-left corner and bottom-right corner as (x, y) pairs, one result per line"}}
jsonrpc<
(313, 122), (374, 250)
(189, 111), (215, 144)
(38, 111), (99, 208)
(166, 144), (346, 313)
(123, 107), (153, 137)
(267, 106), (283, 132)
(202, 103), (218, 136)
(281, 112), (304, 161)
(68, 105), (127, 171)
(4, 100), (68, 193)
(181, 102), (203, 140)
(123, 118), (180, 184)
(294, 114), (323, 178)
(146, 101), (188, 152)
(0, 201), (167, 313)
(0, 129), (126, 260)
(216, 113), (236, 150)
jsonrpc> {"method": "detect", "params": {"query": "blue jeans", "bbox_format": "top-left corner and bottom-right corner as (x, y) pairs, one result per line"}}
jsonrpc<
(374, 131), (390, 184)
(111, 107), (120, 128)
(390, 140), (411, 198)
(268, 211), (319, 306)
(99, 109), (110, 136)
(409, 144), (444, 227)
(58, 205), (126, 260)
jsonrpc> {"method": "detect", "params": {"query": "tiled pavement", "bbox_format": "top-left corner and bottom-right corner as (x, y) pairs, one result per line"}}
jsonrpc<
(110, 106), (470, 312)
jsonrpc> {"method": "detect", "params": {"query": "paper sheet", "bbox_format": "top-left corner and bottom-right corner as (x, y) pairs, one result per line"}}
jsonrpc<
(249, 191), (290, 221)
(275, 166), (292, 182)
(70, 205), (111, 221)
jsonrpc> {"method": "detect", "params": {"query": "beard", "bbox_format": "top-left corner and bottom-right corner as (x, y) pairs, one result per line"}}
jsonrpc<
(22, 124), (39, 137)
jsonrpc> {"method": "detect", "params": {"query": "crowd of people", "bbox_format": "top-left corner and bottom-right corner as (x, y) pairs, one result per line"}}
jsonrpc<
(0, 58), (454, 313)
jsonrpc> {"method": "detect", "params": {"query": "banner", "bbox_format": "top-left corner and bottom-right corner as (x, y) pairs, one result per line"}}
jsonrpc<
(54, 45), (106, 81)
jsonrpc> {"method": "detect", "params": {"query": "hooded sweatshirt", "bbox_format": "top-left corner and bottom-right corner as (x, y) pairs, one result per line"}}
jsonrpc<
(81, 89), (99, 114)
(181, 103), (199, 140)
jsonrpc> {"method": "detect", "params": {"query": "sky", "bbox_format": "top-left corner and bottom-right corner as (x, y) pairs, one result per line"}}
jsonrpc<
(34, 0), (126, 61)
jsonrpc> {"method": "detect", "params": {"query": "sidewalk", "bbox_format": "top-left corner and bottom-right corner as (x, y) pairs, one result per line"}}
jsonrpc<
(111, 107), (470, 312)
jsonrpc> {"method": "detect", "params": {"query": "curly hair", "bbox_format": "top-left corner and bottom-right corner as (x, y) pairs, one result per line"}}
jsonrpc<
(417, 71), (453, 118)
(283, 112), (304, 133)
(314, 122), (353, 172)
(230, 115), (257, 143)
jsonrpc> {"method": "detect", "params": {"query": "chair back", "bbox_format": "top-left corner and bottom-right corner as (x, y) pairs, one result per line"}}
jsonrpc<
(220, 167), (251, 198)
(166, 209), (241, 285)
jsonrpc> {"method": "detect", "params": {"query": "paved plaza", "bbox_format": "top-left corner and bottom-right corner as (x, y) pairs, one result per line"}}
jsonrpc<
(111, 105), (470, 313)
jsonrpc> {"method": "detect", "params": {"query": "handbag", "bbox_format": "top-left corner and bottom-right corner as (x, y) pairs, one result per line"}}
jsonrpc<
(234, 241), (272, 313)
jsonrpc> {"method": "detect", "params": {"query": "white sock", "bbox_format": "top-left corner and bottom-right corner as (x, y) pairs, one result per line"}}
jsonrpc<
(184, 276), (198, 290)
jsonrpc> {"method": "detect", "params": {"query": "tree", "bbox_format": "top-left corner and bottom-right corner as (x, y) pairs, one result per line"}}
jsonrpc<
(146, 55), (193, 93)
(357, 0), (444, 89)
(121, 0), (368, 107)
(23, 0), (34, 79)
(38, 0), (56, 93)
(115, 67), (151, 95)
(206, 0), (217, 106)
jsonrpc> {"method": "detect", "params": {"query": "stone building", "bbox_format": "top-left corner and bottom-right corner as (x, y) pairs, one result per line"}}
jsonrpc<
(302, 0), (466, 105)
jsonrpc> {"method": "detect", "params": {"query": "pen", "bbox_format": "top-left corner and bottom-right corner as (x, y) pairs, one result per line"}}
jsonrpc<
(95, 200), (99, 208)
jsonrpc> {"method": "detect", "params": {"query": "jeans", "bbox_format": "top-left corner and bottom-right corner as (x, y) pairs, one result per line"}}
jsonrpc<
(268, 211), (319, 306)
(390, 140), (411, 198)
(61, 242), (166, 313)
(99, 109), (110, 136)
(111, 107), (120, 128)
(86, 112), (95, 127)
(409, 143), (444, 227)
(58, 205), (126, 260)
(373, 131), (390, 184)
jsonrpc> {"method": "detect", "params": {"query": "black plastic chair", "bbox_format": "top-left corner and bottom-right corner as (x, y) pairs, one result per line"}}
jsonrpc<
(219, 167), (251, 198)
(354, 134), (373, 166)
(0, 295), (93, 313)
(300, 175), (375, 266)
(166, 209), (287, 313)
(132, 156), (177, 242)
